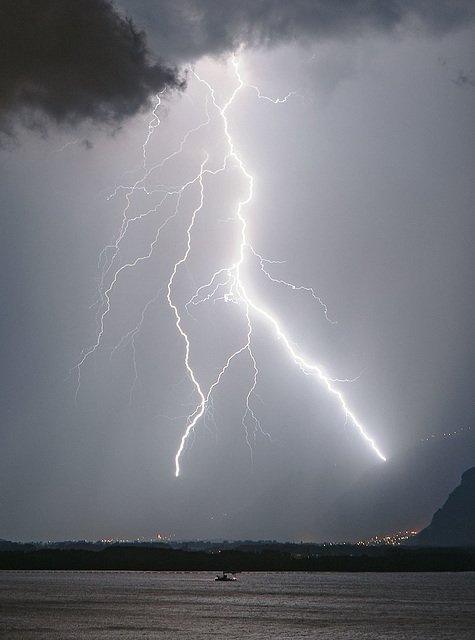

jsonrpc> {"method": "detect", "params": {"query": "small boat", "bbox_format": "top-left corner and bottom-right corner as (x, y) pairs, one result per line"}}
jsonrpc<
(215, 572), (237, 581)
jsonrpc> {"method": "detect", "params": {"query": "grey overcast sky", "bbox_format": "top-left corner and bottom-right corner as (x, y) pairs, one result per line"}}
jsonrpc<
(1, 0), (474, 543)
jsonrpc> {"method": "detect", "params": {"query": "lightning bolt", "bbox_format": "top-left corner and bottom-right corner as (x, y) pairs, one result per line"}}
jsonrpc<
(74, 54), (386, 478)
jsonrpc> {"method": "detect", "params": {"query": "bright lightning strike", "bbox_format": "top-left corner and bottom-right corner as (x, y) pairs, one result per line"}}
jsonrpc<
(74, 54), (386, 478)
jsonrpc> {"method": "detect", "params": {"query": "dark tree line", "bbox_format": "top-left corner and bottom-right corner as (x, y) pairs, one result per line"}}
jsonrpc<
(1, 545), (474, 572)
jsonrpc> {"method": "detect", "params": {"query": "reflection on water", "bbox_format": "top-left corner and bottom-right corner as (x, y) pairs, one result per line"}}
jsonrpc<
(0, 571), (474, 639)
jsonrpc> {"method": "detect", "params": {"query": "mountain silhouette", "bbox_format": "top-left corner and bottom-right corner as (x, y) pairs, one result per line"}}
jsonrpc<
(412, 466), (475, 546)
(321, 432), (475, 541)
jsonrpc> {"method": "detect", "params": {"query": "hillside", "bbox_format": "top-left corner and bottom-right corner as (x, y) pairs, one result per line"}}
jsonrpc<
(320, 433), (475, 541)
(412, 466), (475, 546)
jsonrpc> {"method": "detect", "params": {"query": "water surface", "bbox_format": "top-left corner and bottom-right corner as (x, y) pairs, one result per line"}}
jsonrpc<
(1, 571), (473, 639)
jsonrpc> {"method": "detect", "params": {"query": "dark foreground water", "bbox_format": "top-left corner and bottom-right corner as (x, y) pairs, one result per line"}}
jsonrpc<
(0, 571), (474, 639)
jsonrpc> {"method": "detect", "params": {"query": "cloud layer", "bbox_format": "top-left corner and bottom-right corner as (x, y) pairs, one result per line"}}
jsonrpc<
(126, 0), (475, 62)
(0, 0), (184, 138)
(2, 0), (474, 138)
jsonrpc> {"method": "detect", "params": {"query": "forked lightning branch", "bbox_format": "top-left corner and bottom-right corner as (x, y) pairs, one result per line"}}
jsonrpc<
(73, 55), (386, 476)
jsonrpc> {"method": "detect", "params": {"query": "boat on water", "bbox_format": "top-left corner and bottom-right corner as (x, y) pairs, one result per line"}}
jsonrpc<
(215, 572), (237, 581)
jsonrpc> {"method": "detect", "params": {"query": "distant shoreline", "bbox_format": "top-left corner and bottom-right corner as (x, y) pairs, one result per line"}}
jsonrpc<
(1, 545), (474, 572)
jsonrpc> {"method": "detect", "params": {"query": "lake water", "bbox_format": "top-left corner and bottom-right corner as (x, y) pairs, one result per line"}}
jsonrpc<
(0, 571), (473, 639)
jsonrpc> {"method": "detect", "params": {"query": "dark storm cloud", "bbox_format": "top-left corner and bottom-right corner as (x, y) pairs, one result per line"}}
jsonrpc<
(0, 0), (184, 139)
(125, 0), (475, 63)
(2, 0), (473, 139)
